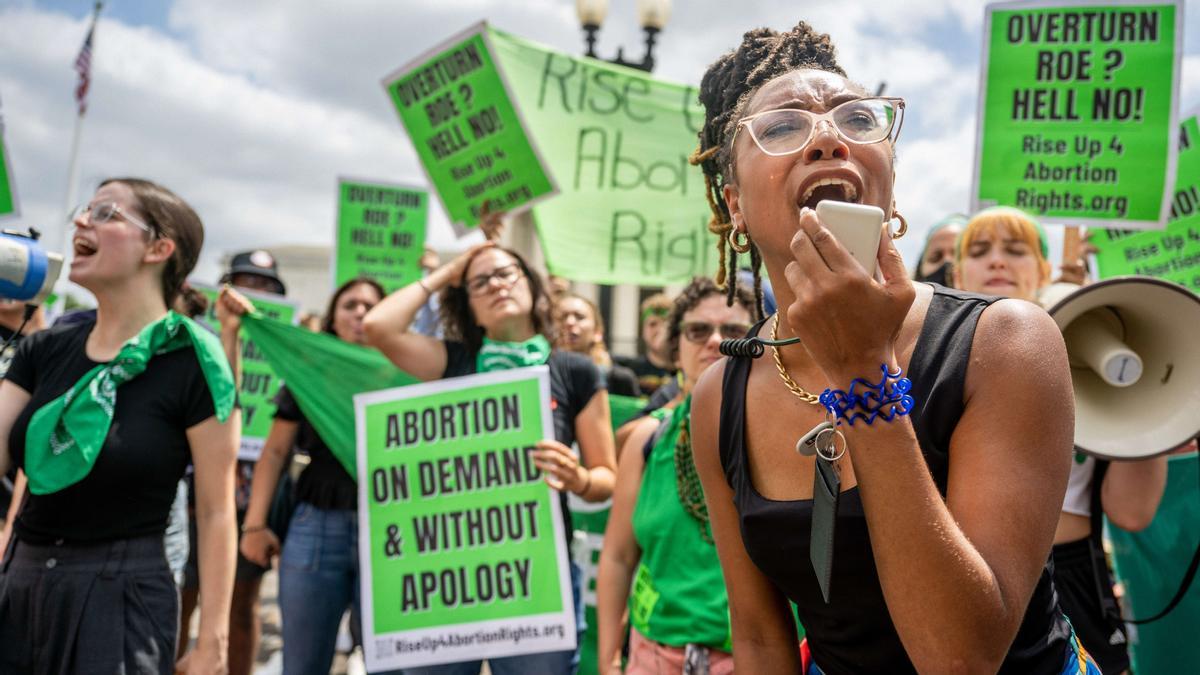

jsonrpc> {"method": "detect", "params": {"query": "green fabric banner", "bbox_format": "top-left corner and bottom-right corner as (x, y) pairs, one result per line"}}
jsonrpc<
(488, 27), (713, 286)
(191, 283), (300, 460)
(1109, 453), (1200, 675)
(973, 1), (1182, 228)
(355, 368), (576, 670)
(335, 178), (428, 293)
(383, 24), (557, 235)
(1093, 113), (1200, 290)
(240, 314), (418, 478)
(0, 101), (17, 219)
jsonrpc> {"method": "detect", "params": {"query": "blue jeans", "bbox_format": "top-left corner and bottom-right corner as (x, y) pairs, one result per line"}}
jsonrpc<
(279, 503), (401, 675)
(400, 561), (586, 675)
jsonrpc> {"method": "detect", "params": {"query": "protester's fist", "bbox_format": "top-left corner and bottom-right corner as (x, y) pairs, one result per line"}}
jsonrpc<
(214, 286), (256, 335)
(531, 440), (589, 494)
(239, 528), (280, 568)
(478, 199), (506, 242)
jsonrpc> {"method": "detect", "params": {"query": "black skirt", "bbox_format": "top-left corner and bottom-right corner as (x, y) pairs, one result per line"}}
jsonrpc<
(0, 534), (178, 674)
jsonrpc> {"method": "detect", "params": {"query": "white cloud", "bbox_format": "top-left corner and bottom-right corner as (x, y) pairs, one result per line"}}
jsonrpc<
(2, 0), (1198, 297)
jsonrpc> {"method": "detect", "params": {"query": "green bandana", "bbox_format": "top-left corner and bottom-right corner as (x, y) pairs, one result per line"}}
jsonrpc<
(25, 311), (236, 495)
(476, 335), (552, 373)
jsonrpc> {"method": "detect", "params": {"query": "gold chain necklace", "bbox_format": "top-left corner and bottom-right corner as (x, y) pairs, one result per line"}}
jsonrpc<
(771, 314), (822, 406)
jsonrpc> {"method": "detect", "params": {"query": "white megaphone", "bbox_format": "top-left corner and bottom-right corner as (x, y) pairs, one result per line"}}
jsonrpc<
(1040, 277), (1200, 459)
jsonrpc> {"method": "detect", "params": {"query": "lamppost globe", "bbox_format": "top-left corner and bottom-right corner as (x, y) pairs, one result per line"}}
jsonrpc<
(636, 0), (671, 30)
(576, 0), (609, 28)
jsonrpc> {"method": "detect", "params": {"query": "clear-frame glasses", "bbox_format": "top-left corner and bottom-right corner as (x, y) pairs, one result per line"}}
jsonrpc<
(733, 96), (906, 157)
(466, 263), (523, 296)
(70, 202), (156, 237)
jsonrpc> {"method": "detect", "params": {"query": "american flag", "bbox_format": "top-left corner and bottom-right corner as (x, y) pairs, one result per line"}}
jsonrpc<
(74, 24), (94, 116)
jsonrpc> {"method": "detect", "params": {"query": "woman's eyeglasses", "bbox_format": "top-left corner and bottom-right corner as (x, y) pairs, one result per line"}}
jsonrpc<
(466, 264), (523, 296)
(681, 321), (751, 344)
(734, 97), (905, 157)
(70, 202), (156, 237)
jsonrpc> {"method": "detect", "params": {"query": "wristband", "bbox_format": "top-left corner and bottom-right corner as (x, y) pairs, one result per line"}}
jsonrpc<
(417, 278), (433, 296)
(819, 364), (915, 426)
(577, 469), (592, 497)
(241, 524), (268, 534)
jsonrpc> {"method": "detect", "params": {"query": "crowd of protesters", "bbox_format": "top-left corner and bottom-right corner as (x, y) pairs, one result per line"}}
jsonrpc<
(1, 18), (1197, 675)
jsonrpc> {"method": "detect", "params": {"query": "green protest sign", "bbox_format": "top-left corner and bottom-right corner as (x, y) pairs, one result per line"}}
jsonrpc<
(0, 101), (18, 220)
(383, 23), (557, 235)
(489, 28), (713, 286)
(1093, 113), (1200, 291)
(356, 367), (575, 670)
(335, 178), (428, 293)
(190, 282), (300, 460)
(973, 1), (1182, 228)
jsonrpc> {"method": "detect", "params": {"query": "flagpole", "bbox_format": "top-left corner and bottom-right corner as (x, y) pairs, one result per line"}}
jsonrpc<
(52, 1), (101, 312)
(60, 1), (102, 236)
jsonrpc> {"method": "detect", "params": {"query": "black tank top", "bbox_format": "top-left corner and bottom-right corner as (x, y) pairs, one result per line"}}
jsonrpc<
(719, 285), (1073, 674)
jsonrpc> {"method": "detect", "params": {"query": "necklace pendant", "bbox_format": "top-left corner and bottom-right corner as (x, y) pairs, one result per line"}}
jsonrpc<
(796, 420), (834, 456)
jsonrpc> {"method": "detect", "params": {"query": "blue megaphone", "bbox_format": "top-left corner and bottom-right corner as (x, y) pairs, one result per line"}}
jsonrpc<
(0, 229), (63, 304)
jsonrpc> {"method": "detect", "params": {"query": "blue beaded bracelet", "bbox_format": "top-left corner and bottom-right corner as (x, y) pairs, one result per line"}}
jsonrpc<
(819, 364), (916, 426)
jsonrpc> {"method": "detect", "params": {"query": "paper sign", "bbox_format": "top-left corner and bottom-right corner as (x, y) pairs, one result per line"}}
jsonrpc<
(973, 0), (1183, 228)
(335, 178), (428, 293)
(383, 23), (557, 235)
(356, 367), (575, 670)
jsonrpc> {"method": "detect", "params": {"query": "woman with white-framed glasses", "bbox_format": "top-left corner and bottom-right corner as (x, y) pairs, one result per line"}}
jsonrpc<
(0, 178), (239, 674)
(686, 23), (1096, 674)
(363, 233), (617, 675)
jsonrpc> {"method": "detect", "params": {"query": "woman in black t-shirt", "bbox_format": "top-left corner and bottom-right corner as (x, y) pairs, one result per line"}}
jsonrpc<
(686, 24), (1096, 674)
(364, 241), (617, 675)
(0, 178), (239, 674)
(231, 277), (387, 674)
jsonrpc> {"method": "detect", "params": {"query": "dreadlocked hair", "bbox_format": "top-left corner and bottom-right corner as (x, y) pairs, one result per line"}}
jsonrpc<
(690, 22), (845, 319)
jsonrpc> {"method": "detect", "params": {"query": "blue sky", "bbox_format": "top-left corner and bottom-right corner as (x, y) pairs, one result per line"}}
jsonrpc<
(2, 0), (1198, 290)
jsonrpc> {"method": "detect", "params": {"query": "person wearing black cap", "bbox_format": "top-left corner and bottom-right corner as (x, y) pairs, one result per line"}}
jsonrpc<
(178, 249), (287, 675)
(221, 249), (287, 296)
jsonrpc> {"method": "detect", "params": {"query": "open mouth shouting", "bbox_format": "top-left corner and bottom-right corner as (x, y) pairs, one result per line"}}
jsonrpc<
(796, 172), (863, 210)
(73, 236), (98, 259)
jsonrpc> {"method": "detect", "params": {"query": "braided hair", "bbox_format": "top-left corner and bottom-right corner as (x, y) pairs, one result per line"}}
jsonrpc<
(665, 277), (756, 541)
(690, 23), (846, 316)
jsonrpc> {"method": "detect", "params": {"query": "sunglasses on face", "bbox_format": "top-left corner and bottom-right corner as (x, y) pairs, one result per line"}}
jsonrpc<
(734, 96), (905, 158)
(466, 263), (523, 296)
(681, 321), (751, 344)
(70, 202), (157, 237)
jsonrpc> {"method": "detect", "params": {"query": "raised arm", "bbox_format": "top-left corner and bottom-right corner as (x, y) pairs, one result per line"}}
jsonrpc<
(595, 416), (656, 675)
(363, 242), (494, 381)
(691, 363), (803, 673)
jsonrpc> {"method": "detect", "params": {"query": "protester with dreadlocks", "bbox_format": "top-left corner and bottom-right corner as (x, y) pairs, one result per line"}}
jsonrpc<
(686, 22), (1098, 674)
(595, 277), (752, 675)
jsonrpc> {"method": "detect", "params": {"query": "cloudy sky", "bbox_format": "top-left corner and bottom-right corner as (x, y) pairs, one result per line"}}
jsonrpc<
(1, 0), (1197, 290)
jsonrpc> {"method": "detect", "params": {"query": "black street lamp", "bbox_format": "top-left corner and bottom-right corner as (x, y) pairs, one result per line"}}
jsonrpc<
(576, 0), (672, 73)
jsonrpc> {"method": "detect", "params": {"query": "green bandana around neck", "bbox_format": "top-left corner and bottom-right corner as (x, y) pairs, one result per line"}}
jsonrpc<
(25, 311), (237, 495)
(476, 334), (552, 373)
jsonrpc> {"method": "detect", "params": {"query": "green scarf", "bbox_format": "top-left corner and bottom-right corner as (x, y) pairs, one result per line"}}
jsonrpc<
(476, 334), (551, 372)
(25, 311), (236, 495)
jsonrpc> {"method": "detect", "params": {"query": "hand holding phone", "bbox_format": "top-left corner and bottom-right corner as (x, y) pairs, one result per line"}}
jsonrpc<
(814, 200), (885, 278)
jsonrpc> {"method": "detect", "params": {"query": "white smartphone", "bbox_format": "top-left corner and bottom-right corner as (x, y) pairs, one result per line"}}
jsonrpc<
(815, 200), (885, 278)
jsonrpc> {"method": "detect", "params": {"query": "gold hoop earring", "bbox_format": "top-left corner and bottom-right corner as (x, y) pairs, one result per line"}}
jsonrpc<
(888, 210), (908, 240)
(728, 228), (751, 253)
